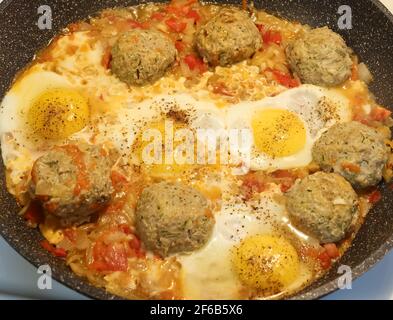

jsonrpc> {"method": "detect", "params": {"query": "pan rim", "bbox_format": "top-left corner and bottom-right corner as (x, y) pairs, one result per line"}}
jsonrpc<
(0, 0), (393, 300)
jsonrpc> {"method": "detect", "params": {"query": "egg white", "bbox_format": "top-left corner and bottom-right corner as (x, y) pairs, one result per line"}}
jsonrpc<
(177, 182), (314, 299)
(226, 85), (352, 171)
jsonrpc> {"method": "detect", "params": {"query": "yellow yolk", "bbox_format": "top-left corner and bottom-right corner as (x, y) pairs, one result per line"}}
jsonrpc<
(251, 109), (306, 158)
(134, 121), (196, 178)
(27, 88), (89, 139)
(232, 235), (299, 293)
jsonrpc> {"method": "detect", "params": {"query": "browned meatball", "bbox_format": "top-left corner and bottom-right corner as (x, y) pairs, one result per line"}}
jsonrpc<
(111, 29), (176, 86)
(135, 182), (215, 257)
(286, 172), (359, 243)
(312, 122), (389, 188)
(195, 8), (262, 67)
(31, 143), (114, 226)
(286, 27), (353, 87)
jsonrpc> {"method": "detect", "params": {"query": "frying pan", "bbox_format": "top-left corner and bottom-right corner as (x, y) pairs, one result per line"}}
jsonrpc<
(1, 0), (393, 300)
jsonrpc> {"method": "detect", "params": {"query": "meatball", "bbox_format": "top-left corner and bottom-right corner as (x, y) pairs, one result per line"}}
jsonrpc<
(286, 172), (359, 243)
(195, 8), (262, 67)
(31, 143), (113, 226)
(111, 29), (176, 86)
(135, 182), (214, 256)
(312, 121), (389, 188)
(286, 27), (352, 87)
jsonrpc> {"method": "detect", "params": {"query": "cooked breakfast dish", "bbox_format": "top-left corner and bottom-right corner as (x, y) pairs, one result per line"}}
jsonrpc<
(1, 0), (393, 300)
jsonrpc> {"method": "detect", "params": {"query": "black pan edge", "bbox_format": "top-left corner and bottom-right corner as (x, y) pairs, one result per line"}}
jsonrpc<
(1, 0), (393, 300)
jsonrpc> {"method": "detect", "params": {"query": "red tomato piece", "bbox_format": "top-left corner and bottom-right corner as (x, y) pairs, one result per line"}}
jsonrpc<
(165, 17), (187, 33)
(341, 162), (361, 173)
(271, 169), (293, 179)
(323, 243), (340, 259)
(101, 49), (112, 69)
(370, 106), (392, 122)
(110, 169), (128, 191)
(317, 250), (332, 270)
(256, 23), (265, 33)
(175, 40), (185, 52)
(185, 9), (201, 22)
(151, 12), (165, 21)
(88, 226), (145, 272)
(263, 30), (282, 45)
(165, 6), (183, 16)
(280, 181), (293, 193)
(41, 240), (67, 258)
(368, 189), (382, 204)
(89, 241), (130, 272)
(211, 83), (234, 96)
(267, 68), (300, 88)
(125, 19), (149, 29)
(184, 54), (207, 73)
(63, 228), (77, 244)
(24, 201), (44, 224)
(242, 174), (267, 200)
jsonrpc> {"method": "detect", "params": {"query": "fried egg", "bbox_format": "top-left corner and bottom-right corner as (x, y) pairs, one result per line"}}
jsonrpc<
(177, 183), (313, 299)
(226, 85), (352, 171)
(0, 66), (94, 187)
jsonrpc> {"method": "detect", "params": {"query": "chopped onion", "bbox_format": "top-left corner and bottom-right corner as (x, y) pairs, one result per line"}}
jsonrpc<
(358, 62), (373, 84)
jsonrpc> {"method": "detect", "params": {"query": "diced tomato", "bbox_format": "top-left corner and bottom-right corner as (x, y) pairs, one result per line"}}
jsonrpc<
(270, 170), (295, 192)
(267, 68), (300, 88)
(118, 224), (132, 235)
(101, 48), (112, 69)
(24, 201), (44, 224)
(89, 241), (130, 272)
(212, 83), (234, 96)
(280, 181), (293, 193)
(242, 173), (267, 200)
(110, 169), (128, 191)
(300, 245), (320, 260)
(271, 170), (293, 179)
(185, 9), (201, 22)
(41, 240), (67, 258)
(256, 25), (282, 46)
(151, 12), (165, 21)
(63, 228), (77, 244)
(184, 54), (207, 73)
(88, 227), (145, 272)
(105, 198), (127, 215)
(175, 40), (185, 52)
(165, 17), (187, 32)
(256, 24), (265, 33)
(184, 0), (198, 5)
(341, 162), (361, 173)
(126, 19), (148, 29)
(368, 189), (382, 204)
(165, 5), (184, 16)
(351, 62), (359, 81)
(323, 243), (340, 259)
(263, 30), (282, 45)
(130, 236), (141, 250)
(369, 106), (392, 122)
(317, 250), (332, 270)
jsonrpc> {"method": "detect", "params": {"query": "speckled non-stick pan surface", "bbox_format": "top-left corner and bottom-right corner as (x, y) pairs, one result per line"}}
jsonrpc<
(1, 0), (393, 300)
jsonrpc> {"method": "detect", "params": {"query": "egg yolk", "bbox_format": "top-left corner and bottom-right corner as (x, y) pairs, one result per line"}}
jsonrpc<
(251, 109), (306, 158)
(232, 235), (299, 293)
(28, 88), (89, 140)
(133, 121), (196, 179)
